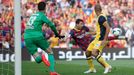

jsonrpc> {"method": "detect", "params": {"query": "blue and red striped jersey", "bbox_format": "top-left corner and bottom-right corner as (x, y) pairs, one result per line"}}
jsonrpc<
(70, 26), (93, 51)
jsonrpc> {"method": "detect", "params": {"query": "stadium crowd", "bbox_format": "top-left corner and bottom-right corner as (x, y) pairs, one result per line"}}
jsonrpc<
(0, 0), (133, 49)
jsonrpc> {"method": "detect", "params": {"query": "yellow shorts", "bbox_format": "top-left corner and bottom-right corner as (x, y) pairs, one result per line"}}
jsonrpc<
(87, 39), (108, 52)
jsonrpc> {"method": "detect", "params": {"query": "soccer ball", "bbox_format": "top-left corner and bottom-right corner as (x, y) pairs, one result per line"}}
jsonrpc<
(112, 28), (122, 36)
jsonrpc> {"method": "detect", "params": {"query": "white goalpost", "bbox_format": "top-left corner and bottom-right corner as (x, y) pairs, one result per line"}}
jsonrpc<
(14, 0), (21, 75)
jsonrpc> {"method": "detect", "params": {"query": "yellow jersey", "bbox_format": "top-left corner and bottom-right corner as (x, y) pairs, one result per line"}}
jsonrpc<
(95, 14), (107, 40)
(49, 37), (59, 48)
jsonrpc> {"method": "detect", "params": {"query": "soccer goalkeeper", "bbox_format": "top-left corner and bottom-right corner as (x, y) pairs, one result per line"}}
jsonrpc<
(24, 2), (64, 75)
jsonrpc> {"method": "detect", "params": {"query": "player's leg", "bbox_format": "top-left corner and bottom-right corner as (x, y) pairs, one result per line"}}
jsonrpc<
(24, 38), (43, 64)
(37, 37), (60, 75)
(84, 51), (96, 73)
(84, 41), (96, 73)
(92, 49), (110, 67)
(92, 49), (112, 74)
(92, 41), (112, 74)
(46, 48), (60, 75)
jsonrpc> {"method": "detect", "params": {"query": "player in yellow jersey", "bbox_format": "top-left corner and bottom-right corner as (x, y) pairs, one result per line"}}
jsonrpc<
(85, 4), (112, 74)
(49, 34), (59, 48)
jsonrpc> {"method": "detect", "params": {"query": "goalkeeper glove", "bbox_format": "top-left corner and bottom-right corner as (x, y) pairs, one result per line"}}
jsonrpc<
(55, 35), (65, 39)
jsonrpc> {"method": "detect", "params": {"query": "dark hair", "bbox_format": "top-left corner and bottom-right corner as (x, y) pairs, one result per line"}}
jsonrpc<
(94, 4), (102, 12)
(76, 19), (83, 24)
(38, 2), (46, 11)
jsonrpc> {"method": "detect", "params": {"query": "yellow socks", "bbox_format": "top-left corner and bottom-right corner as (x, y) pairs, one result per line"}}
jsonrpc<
(87, 59), (95, 70)
(97, 56), (110, 68)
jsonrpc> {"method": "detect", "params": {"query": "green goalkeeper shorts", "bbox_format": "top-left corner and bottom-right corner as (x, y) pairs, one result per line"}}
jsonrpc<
(24, 36), (49, 55)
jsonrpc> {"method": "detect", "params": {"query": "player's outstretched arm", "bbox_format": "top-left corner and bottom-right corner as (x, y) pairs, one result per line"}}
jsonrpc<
(42, 15), (59, 36)
(86, 32), (96, 35)
(55, 35), (65, 39)
(88, 27), (96, 35)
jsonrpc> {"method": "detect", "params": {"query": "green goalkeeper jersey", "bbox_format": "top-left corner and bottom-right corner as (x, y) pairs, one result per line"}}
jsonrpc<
(24, 12), (58, 39)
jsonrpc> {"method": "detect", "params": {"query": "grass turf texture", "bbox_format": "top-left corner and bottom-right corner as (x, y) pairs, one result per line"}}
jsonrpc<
(0, 60), (134, 75)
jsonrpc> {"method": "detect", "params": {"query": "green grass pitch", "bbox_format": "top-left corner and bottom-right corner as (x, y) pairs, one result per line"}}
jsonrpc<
(0, 60), (134, 75)
(22, 60), (134, 75)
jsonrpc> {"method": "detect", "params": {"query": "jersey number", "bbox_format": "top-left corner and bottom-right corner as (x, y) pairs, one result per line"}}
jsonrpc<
(27, 16), (37, 29)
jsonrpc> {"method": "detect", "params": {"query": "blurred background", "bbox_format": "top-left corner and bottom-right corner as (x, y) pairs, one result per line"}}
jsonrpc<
(0, 0), (134, 75)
